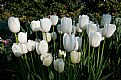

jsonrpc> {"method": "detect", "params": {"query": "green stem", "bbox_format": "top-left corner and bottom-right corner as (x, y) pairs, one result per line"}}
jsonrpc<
(15, 33), (18, 44)
(30, 52), (36, 73)
(24, 54), (31, 71)
(97, 45), (100, 68)
(88, 45), (90, 73)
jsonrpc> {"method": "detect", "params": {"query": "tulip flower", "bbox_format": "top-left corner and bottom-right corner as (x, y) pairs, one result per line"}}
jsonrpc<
(76, 23), (82, 33)
(41, 53), (53, 66)
(27, 40), (35, 51)
(72, 25), (77, 35)
(61, 17), (72, 34)
(12, 43), (22, 57)
(54, 58), (64, 73)
(51, 32), (57, 41)
(38, 40), (48, 55)
(50, 15), (58, 26)
(74, 37), (79, 51)
(58, 49), (66, 58)
(20, 43), (28, 54)
(102, 24), (116, 38)
(70, 51), (81, 64)
(43, 33), (51, 42)
(101, 14), (111, 26)
(89, 32), (102, 47)
(40, 18), (52, 32)
(87, 23), (97, 36)
(18, 32), (27, 43)
(79, 15), (89, 30)
(8, 16), (20, 33)
(35, 41), (40, 54)
(77, 37), (82, 50)
(57, 24), (63, 34)
(63, 33), (76, 52)
(30, 20), (41, 31)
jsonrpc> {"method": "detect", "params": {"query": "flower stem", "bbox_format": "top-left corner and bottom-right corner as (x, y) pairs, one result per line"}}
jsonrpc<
(15, 33), (18, 44)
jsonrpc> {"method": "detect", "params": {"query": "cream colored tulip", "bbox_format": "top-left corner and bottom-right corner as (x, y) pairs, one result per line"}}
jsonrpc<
(43, 33), (51, 42)
(51, 32), (57, 41)
(38, 40), (48, 55)
(89, 32), (102, 47)
(27, 40), (35, 51)
(50, 15), (58, 26)
(61, 17), (72, 34)
(71, 51), (81, 64)
(18, 32), (27, 43)
(8, 16), (20, 33)
(63, 33), (76, 52)
(54, 59), (64, 73)
(31, 20), (41, 31)
(41, 53), (53, 66)
(40, 18), (52, 32)
(101, 14), (111, 26)
(12, 43), (22, 57)
(102, 24), (116, 38)
(79, 15), (89, 30)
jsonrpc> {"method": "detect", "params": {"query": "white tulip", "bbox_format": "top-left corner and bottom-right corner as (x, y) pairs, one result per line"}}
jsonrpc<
(74, 37), (79, 51)
(58, 49), (66, 58)
(27, 40), (35, 51)
(101, 14), (111, 26)
(43, 33), (51, 42)
(77, 37), (82, 50)
(38, 40), (48, 55)
(12, 43), (22, 57)
(63, 33), (76, 52)
(89, 32), (102, 47)
(40, 18), (52, 32)
(50, 15), (58, 26)
(35, 41), (41, 54)
(8, 17), (20, 33)
(54, 59), (64, 73)
(102, 24), (116, 38)
(70, 51), (81, 64)
(51, 32), (57, 40)
(30, 20), (41, 31)
(20, 43), (28, 54)
(57, 24), (63, 34)
(61, 17), (72, 34)
(87, 23), (97, 36)
(76, 23), (82, 33)
(41, 53), (53, 66)
(79, 15), (89, 30)
(18, 32), (27, 43)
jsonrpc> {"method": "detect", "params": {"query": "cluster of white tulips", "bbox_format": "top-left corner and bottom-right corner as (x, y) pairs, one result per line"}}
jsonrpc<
(8, 13), (116, 73)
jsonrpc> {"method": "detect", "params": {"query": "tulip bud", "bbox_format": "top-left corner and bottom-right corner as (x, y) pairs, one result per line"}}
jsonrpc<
(63, 33), (76, 52)
(89, 32), (102, 47)
(27, 40), (35, 51)
(51, 32), (57, 40)
(8, 17), (20, 33)
(30, 20), (41, 31)
(43, 33), (51, 42)
(79, 15), (89, 30)
(54, 59), (64, 73)
(101, 14), (111, 26)
(18, 32), (27, 43)
(40, 18), (52, 32)
(38, 40), (48, 55)
(50, 15), (58, 26)
(87, 23), (97, 36)
(102, 24), (116, 38)
(41, 53), (53, 66)
(61, 17), (72, 34)
(70, 51), (81, 64)
(58, 49), (66, 58)
(12, 43), (22, 57)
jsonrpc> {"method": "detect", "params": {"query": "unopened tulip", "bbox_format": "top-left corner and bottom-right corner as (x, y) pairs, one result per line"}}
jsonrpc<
(27, 40), (35, 51)
(12, 43), (22, 57)
(51, 32), (57, 40)
(43, 33), (51, 42)
(31, 20), (41, 31)
(58, 49), (66, 58)
(89, 32), (102, 47)
(38, 40), (48, 55)
(54, 59), (64, 73)
(50, 15), (58, 26)
(41, 53), (53, 66)
(18, 32), (27, 43)
(61, 17), (72, 34)
(40, 18), (52, 32)
(79, 15), (89, 30)
(101, 14), (111, 26)
(102, 24), (116, 38)
(87, 23), (97, 36)
(8, 17), (20, 33)
(71, 51), (81, 64)
(63, 33), (76, 52)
